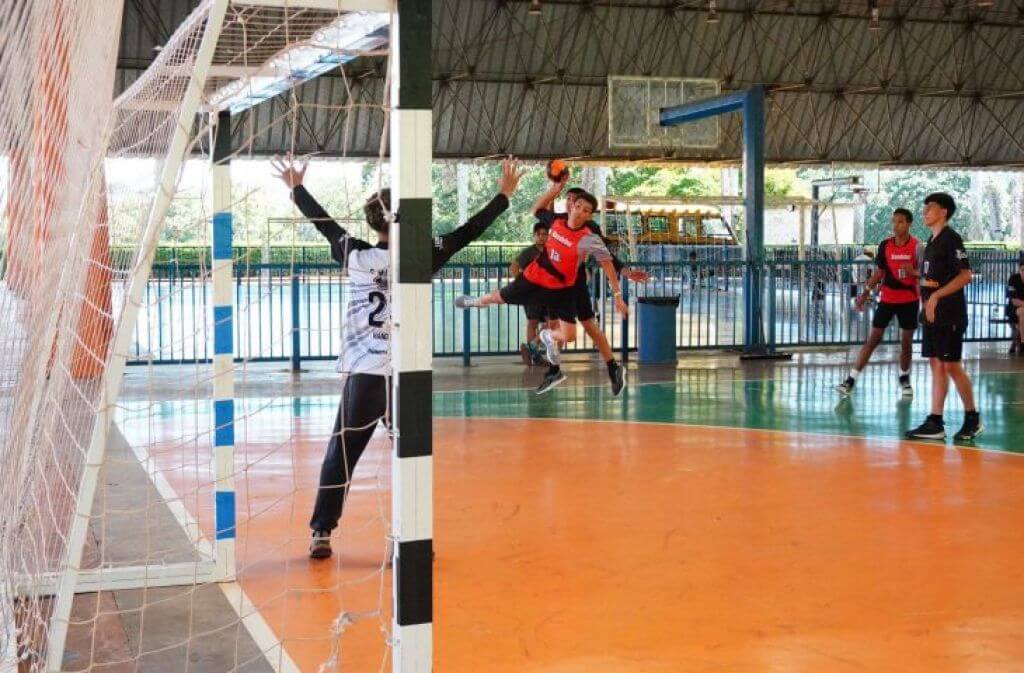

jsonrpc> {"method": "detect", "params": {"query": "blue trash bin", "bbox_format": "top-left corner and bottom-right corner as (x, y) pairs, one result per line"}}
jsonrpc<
(637, 296), (679, 364)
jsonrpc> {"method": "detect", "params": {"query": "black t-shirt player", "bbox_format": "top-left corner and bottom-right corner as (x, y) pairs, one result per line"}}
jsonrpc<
(921, 226), (970, 326)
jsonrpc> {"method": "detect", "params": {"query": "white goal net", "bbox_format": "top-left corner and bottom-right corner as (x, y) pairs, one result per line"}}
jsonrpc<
(1, 1), (399, 671)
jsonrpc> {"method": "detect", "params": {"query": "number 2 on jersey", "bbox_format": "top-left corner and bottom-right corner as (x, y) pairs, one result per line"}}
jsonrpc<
(368, 291), (387, 327)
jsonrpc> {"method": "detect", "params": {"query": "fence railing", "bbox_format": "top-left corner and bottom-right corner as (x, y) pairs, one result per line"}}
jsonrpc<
(126, 256), (1021, 365)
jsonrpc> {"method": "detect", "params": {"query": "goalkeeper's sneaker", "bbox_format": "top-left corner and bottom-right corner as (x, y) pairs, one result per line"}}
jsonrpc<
(835, 377), (855, 396)
(309, 530), (332, 559)
(953, 412), (983, 442)
(905, 416), (945, 441)
(898, 374), (913, 397)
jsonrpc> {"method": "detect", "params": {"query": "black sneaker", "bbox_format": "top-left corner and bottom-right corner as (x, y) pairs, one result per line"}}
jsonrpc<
(835, 377), (855, 396)
(898, 374), (913, 397)
(309, 530), (332, 559)
(905, 416), (946, 441)
(536, 367), (567, 395)
(953, 413), (983, 442)
(607, 361), (625, 396)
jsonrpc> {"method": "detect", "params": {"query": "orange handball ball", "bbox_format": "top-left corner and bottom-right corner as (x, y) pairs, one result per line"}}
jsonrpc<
(546, 158), (569, 182)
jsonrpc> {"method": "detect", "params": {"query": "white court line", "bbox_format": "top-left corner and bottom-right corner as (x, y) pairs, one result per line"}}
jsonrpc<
(115, 424), (301, 673)
(432, 360), (1024, 395)
(434, 414), (1024, 459)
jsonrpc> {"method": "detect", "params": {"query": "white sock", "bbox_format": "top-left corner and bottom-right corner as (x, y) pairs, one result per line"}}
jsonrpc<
(899, 368), (910, 378)
(849, 368), (861, 380)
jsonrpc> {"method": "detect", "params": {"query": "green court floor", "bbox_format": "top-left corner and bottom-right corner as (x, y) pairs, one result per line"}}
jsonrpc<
(434, 357), (1024, 454)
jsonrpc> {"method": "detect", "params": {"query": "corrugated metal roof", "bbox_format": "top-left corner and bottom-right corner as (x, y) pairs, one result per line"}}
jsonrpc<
(116, 0), (1024, 166)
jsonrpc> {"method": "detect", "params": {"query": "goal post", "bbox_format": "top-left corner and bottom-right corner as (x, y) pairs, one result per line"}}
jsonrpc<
(389, 1), (434, 670)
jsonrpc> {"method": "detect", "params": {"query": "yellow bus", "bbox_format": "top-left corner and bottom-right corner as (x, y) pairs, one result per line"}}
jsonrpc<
(601, 200), (739, 246)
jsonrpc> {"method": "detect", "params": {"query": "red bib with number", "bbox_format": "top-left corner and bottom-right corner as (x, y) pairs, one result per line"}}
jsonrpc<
(523, 217), (589, 289)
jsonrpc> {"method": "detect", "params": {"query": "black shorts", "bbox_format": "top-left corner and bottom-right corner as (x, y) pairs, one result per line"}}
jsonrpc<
(872, 300), (919, 331)
(524, 304), (548, 321)
(572, 273), (596, 322)
(500, 275), (576, 322)
(1007, 305), (1020, 323)
(921, 323), (965, 362)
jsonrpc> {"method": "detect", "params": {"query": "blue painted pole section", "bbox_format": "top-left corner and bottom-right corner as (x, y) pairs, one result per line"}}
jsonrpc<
(621, 277), (630, 363)
(461, 265), (471, 367)
(658, 90), (746, 126)
(743, 86), (766, 352)
(291, 274), (301, 372)
(767, 263), (777, 353)
(211, 212), (235, 544)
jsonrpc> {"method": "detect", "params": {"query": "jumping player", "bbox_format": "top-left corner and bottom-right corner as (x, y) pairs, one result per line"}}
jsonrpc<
(272, 155), (525, 558)
(540, 186), (649, 395)
(905, 192), (982, 442)
(455, 174), (629, 394)
(836, 208), (919, 397)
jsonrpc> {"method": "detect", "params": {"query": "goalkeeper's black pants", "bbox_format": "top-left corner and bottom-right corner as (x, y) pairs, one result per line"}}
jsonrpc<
(309, 373), (390, 533)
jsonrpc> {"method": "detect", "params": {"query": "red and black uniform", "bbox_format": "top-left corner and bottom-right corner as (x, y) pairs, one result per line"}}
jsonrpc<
(872, 235), (921, 331)
(500, 210), (612, 322)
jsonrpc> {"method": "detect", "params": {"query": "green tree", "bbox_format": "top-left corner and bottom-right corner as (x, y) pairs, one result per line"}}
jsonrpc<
(606, 166), (718, 197)
(863, 171), (973, 243)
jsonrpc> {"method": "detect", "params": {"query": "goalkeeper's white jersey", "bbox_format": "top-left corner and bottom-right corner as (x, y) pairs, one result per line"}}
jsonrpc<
(338, 239), (391, 376)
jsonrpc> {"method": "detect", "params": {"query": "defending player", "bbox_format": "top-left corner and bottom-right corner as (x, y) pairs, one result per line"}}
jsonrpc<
(272, 155), (525, 558)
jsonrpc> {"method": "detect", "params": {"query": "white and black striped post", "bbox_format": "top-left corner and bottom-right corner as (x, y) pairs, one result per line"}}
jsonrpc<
(389, 0), (433, 670)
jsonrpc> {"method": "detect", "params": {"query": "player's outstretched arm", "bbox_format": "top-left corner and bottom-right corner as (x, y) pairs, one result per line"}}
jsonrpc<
(432, 157), (524, 272)
(531, 171), (567, 216)
(272, 154), (348, 243)
(598, 258), (629, 317)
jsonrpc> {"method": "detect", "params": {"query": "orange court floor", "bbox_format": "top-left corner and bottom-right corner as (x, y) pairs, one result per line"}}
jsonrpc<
(110, 348), (1024, 672)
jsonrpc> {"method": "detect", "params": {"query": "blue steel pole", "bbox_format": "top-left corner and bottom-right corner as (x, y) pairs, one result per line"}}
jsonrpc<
(461, 265), (471, 367)
(660, 86), (765, 354)
(742, 86), (766, 353)
(767, 262), (777, 353)
(621, 276), (630, 363)
(290, 273), (301, 372)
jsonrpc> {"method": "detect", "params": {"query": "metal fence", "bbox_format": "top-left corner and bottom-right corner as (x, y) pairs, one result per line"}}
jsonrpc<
(126, 254), (1020, 365)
